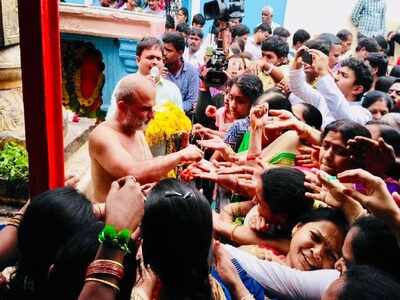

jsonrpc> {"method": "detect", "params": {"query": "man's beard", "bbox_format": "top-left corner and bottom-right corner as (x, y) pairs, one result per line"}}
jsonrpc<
(121, 117), (148, 135)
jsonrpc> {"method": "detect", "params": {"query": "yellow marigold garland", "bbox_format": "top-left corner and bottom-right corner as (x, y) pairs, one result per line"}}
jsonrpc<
(145, 101), (192, 147)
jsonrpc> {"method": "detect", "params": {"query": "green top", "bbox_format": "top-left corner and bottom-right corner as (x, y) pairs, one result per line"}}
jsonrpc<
(269, 152), (296, 166)
(237, 131), (251, 153)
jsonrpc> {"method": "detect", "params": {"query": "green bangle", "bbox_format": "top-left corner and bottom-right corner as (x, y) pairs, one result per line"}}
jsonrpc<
(98, 224), (133, 254)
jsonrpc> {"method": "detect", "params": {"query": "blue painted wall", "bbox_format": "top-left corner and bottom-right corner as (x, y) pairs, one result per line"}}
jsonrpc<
(61, 34), (132, 112)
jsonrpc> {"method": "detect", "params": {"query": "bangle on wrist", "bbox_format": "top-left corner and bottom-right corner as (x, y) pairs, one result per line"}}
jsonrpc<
(6, 213), (24, 228)
(85, 277), (120, 292)
(86, 259), (125, 282)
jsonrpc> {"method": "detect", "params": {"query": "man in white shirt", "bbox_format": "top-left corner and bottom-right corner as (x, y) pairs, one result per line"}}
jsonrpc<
(289, 46), (373, 125)
(183, 28), (205, 70)
(106, 37), (182, 119)
(261, 6), (280, 32)
(143, 0), (164, 16)
(245, 23), (272, 60)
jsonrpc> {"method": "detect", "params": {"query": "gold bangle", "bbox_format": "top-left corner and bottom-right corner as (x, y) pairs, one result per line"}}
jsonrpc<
(85, 277), (120, 292)
(93, 259), (124, 269)
(230, 224), (240, 242)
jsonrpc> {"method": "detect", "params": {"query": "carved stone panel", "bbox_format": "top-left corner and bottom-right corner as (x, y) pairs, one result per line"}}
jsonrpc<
(0, 0), (19, 48)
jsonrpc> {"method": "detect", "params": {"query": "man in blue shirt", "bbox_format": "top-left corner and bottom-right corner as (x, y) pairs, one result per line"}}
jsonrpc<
(162, 32), (200, 115)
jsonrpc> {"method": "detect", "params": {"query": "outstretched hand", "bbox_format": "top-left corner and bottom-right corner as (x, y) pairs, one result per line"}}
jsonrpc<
(347, 136), (396, 177)
(337, 169), (400, 221)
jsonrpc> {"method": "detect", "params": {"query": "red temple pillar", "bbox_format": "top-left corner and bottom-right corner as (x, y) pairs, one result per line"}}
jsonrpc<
(18, 0), (65, 197)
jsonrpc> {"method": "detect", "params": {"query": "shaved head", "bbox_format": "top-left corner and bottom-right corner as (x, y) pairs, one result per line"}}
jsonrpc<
(115, 73), (156, 105)
(114, 74), (156, 133)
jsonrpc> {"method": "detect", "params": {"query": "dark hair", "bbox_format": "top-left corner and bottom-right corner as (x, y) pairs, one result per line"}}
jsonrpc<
(350, 216), (400, 281)
(356, 37), (380, 53)
(261, 168), (313, 226)
(254, 22), (272, 35)
(375, 76), (398, 93)
(165, 14), (175, 30)
(322, 120), (371, 168)
(162, 32), (186, 52)
(374, 35), (389, 54)
(8, 188), (98, 299)
(232, 74), (264, 106)
(297, 207), (349, 237)
(295, 103), (323, 130)
(231, 24), (250, 40)
(273, 27), (290, 39)
(362, 90), (394, 111)
(322, 119), (371, 142)
(341, 58), (373, 100)
(137, 36), (163, 58)
(337, 265), (400, 300)
(178, 7), (189, 23)
(337, 29), (353, 42)
(261, 35), (289, 58)
(176, 22), (190, 35)
(390, 65), (400, 78)
(366, 52), (388, 77)
(188, 27), (204, 39)
(293, 29), (311, 47)
(192, 13), (205, 26)
(319, 32), (342, 48)
(257, 88), (292, 112)
(367, 123), (400, 155)
(142, 179), (212, 300)
(305, 38), (331, 56)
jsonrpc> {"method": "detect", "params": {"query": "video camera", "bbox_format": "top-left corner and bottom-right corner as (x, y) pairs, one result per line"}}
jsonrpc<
(202, 0), (245, 87)
(203, 0), (245, 20)
(204, 39), (228, 87)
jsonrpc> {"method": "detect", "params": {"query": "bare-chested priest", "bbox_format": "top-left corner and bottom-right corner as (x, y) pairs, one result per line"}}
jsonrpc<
(89, 74), (203, 202)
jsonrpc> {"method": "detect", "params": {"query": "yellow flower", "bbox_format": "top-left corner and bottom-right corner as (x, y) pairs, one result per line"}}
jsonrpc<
(145, 101), (192, 146)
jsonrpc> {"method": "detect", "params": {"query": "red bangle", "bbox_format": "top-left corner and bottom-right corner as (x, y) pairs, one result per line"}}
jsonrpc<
(86, 260), (125, 281)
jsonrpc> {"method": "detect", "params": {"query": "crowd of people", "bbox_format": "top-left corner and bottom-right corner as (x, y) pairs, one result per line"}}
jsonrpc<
(2, 1), (400, 299)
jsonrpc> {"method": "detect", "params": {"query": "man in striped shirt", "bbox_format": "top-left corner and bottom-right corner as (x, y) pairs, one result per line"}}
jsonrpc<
(351, 0), (386, 38)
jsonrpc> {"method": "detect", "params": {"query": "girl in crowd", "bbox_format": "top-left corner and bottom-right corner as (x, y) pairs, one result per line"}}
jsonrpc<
(362, 90), (394, 120)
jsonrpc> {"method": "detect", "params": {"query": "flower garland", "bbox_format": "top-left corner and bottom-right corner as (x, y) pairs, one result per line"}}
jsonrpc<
(74, 68), (105, 108)
(145, 101), (192, 147)
(61, 41), (106, 119)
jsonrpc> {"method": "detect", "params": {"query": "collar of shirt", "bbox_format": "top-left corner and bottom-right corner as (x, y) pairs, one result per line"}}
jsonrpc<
(169, 61), (187, 79)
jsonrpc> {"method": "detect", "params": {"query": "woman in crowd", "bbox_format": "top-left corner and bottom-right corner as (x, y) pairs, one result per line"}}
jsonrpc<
(135, 178), (264, 300)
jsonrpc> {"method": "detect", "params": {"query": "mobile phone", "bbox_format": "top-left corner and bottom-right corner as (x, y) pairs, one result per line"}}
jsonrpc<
(301, 50), (313, 65)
